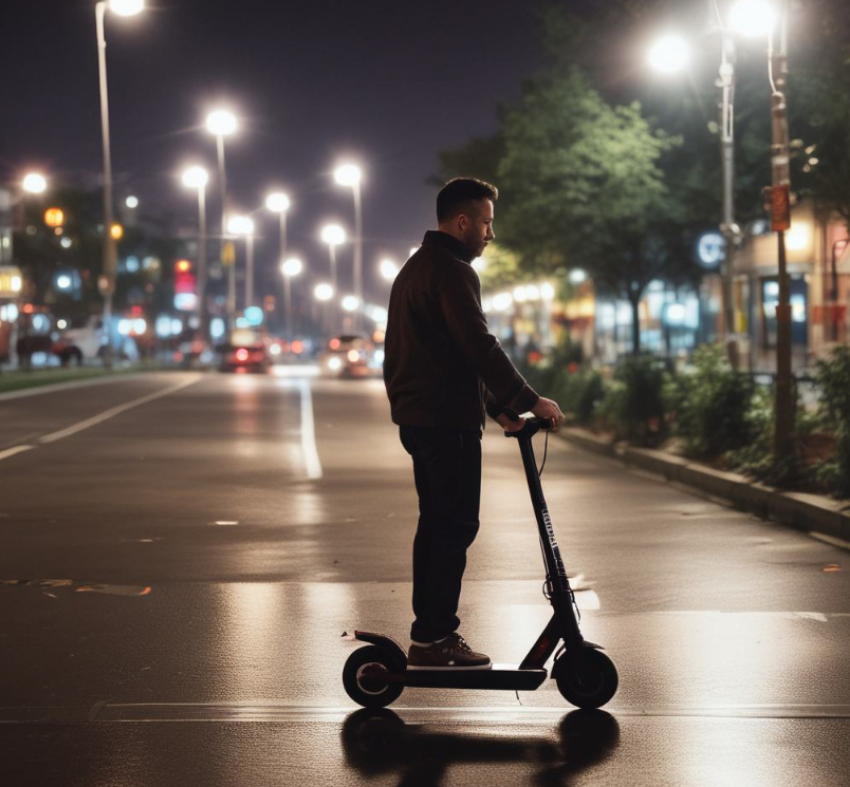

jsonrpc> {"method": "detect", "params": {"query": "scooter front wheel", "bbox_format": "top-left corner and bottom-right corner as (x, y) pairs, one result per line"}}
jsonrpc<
(554, 648), (618, 710)
(343, 645), (405, 709)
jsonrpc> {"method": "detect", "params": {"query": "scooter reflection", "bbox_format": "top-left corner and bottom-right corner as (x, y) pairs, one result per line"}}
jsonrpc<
(341, 708), (619, 787)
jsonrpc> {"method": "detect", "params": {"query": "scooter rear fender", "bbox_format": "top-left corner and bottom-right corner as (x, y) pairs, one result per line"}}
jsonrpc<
(354, 630), (408, 669)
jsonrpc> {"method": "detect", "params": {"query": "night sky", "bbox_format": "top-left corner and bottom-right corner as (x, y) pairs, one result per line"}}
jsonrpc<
(1, 0), (553, 303)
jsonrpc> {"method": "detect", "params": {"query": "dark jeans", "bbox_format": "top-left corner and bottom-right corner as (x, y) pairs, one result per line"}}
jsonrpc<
(399, 425), (482, 643)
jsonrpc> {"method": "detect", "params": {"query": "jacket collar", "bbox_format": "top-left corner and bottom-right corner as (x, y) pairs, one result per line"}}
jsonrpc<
(422, 230), (476, 263)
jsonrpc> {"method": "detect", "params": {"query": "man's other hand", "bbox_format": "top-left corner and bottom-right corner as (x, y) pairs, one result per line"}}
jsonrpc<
(496, 412), (525, 432)
(531, 397), (564, 431)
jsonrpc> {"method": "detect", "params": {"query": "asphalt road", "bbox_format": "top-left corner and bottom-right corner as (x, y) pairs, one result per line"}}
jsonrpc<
(0, 369), (848, 786)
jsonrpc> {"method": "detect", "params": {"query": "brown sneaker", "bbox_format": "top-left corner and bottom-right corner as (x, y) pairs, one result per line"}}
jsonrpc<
(407, 633), (492, 670)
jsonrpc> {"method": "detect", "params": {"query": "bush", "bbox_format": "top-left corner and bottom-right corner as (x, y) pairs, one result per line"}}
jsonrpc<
(664, 344), (756, 459)
(812, 346), (850, 498)
(599, 354), (667, 445)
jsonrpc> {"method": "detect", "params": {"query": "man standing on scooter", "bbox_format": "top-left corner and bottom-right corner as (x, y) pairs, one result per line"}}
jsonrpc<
(383, 177), (564, 670)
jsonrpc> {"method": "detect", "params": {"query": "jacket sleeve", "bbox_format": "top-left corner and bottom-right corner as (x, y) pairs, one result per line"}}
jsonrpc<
(439, 262), (539, 415)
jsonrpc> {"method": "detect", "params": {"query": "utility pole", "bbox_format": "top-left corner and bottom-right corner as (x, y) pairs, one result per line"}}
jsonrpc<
(718, 30), (741, 370)
(769, 0), (795, 462)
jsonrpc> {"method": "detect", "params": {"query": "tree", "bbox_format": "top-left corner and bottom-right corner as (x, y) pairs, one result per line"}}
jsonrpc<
(495, 67), (695, 353)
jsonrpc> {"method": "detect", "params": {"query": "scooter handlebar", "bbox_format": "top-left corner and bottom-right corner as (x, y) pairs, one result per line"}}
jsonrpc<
(503, 416), (553, 439)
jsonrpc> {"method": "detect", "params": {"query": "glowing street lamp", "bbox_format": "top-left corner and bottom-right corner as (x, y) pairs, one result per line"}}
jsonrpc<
(108, 0), (144, 15)
(95, 0), (144, 367)
(22, 173), (47, 194)
(314, 283), (334, 301)
(341, 295), (360, 312)
(647, 34), (690, 74)
(333, 162), (364, 329)
(125, 195), (139, 209)
(206, 107), (238, 323)
(379, 258), (399, 282)
(279, 256), (303, 340)
(181, 165), (210, 332)
(729, 0), (777, 37)
(227, 214), (255, 309)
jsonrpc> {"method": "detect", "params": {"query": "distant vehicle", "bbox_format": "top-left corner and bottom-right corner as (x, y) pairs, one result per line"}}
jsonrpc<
(218, 328), (271, 373)
(321, 334), (375, 378)
(52, 316), (138, 366)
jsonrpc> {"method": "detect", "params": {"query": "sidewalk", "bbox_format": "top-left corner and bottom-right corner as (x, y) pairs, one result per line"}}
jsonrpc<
(561, 427), (850, 548)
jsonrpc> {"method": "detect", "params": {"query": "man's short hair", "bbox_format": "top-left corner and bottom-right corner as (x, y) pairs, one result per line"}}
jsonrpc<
(437, 177), (498, 224)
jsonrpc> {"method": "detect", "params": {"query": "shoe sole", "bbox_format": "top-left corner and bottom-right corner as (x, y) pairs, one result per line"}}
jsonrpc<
(406, 662), (493, 671)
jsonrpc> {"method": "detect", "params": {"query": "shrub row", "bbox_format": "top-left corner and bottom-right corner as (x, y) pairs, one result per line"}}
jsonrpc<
(520, 343), (850, 500)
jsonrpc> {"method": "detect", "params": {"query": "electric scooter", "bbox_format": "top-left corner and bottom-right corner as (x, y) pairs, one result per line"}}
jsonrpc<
(342, 418), (618, 710)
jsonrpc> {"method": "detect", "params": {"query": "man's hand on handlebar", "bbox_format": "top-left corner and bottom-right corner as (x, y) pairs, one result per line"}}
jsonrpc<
(496, 412), (525, 432)
(531, 397), (564, 432)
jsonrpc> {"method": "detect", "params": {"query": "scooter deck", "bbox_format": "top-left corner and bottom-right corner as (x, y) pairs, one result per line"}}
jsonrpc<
(387, 664), (548, 691)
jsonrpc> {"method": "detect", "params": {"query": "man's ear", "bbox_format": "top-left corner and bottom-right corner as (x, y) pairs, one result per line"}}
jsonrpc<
(457, 213), (469, 232)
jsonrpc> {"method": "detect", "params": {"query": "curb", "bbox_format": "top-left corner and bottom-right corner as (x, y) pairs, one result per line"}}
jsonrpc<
(561, 427), (850, 545)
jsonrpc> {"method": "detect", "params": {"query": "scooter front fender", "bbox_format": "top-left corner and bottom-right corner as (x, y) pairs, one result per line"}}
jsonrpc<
(354, 630), (408, 670)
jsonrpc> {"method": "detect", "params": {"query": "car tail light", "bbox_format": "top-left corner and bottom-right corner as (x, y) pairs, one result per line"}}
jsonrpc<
(236, 348), (249, 362)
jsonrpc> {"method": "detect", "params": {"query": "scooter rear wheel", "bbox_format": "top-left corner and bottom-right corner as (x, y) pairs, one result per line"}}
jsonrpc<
(554, 648), (618, 710)
(343, 645), (405, 709)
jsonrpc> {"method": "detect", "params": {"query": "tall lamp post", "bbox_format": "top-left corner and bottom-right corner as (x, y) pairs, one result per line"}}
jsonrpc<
(280, 257), (303, 341)
(95, 0), (144, 367)
(320, 223), (347, 334)
(227, 215), (255, 311)
(333, 164), (363, 330)
(206, 109), (238, 325)
(181, 166), (209, 334)
(762, 0), (795, 460)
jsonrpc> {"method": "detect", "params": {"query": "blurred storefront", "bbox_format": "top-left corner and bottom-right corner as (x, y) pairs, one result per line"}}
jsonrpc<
(733, 200), (848, 373)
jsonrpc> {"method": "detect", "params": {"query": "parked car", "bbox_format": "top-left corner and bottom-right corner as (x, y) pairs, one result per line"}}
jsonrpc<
(52, 315), (140, 366)
(321, 334), (375, 378)
(218, 328), (271, 373)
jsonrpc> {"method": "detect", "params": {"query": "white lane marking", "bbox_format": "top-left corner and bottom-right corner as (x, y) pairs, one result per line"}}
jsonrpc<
(0, 372), (149, 403)
(0, 445), (36, 462)
(298, 378), (323, 480)
(38, 376), (201, 445)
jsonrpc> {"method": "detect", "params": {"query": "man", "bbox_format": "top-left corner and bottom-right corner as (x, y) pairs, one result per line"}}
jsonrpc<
(383, 177), (564, 670)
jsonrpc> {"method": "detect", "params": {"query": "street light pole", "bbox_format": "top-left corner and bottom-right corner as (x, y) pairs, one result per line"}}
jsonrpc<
(216, 135), (232, 321)
(245, 231), (255, 309)
(95, 2), (117, 367)
(280, 257), (303, 341)
(334, 164), (363, 331)
(769, 0), (795, 462)
(206, 109), (237, 327)
(718, 30), (742, 370)
(182, 166), (209, 335)
(266, 192), (291, 331)
(197, 183), (207, 333)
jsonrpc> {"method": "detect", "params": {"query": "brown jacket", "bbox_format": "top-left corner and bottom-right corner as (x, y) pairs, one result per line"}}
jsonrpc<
(383, 231), (539, 430)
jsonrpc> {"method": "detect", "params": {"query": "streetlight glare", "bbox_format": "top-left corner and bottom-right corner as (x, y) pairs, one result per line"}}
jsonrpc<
(281, 257), (303, 277)
(206, 109), (237, 137)
(647, 34), (690, 74)
(729, 0), (776, 38)
(321, 224), (347, 246)
(341, 295), (360, 312)
(181, 165), (209, 189)
(125, 195), (139, 208)
(227, 215), (254, 235)
(314, 283), (334, 301)
(266, 192), (291, 213)
(108, 0), (144, 16)
(334, 164), (362, 187)
(380, 258), (399, 281)
(22, 173), (47, 194)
